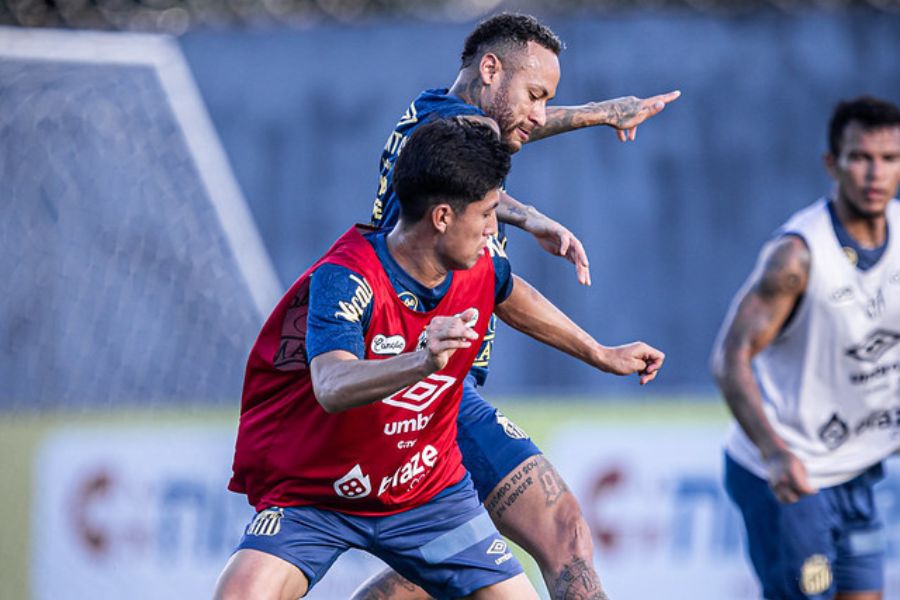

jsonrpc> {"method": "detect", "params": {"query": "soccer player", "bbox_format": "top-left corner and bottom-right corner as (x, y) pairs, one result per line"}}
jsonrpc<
(359, 13), (679, 600)
(711, 96), (900, 600)
(214, 118), (664, 600)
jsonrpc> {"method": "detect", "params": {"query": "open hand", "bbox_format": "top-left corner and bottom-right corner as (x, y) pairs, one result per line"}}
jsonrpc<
(607, 90), (681, 142)
(525, 213), (591, 286)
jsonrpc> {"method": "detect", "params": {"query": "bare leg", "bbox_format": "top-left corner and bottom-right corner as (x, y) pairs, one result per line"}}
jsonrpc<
(484, 455), (607, 600)
(463, 573), (540, 599)
(349, 570), (432, 600)
(350, 568), (540, 600)
(213, 548), (309, 600)
(351, 454), (604, 600)
(834, 592), (881, 600)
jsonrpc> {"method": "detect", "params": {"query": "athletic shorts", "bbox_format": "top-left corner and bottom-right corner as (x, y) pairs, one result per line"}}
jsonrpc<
(724, 453), (885, 600)
(234, 474), (524, 599)
(456, 375), (542, 502)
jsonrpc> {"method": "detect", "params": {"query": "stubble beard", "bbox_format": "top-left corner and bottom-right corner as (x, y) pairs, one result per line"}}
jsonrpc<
(486, 80), (519, 152)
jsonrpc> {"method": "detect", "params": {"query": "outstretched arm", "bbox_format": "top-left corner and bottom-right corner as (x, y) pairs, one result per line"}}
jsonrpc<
(310, 309), (478, 413)
(710, 235), (814, 503)
(495, 275), (664, 385)
(529, 90), (681, 143)
(497, 191), (591, 286)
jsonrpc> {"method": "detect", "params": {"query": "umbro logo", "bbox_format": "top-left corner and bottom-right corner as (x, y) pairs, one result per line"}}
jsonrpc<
(486, 539), (514, 565)
(818, 413), (849, 451)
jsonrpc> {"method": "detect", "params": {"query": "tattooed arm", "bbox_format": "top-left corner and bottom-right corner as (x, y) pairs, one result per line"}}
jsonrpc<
(528, 90), (681, 143)
(710, 234), (815, 503)
(496, 275), (664, 384)
(497, 190), (591, 286)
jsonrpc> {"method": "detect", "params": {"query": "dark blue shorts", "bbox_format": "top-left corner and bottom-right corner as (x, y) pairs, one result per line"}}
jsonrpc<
(456, 375), (542, 503)
(724, 453), (885, 600)
(234, 474), (523, 599)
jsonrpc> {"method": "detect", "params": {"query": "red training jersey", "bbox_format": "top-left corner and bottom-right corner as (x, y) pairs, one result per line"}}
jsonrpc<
(228, 226), (496, 515)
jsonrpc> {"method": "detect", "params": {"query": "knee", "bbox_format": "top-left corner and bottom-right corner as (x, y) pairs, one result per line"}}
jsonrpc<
(551, 492), (594, 561)
(213, 550), (308, 600)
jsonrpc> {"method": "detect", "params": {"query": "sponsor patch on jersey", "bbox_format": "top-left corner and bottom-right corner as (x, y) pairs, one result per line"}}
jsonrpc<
(829, 286), (855, 304)
(495, 409), (529, 440)
(800, 554), (832, 596)
(384, 412), (433, 436)
(333, 464), (372, 499)
(246, 507), (284, 537)
(398, 291), (420, 310)
(486, 235), (507, 259)
(818, 413), (850, 450)
(486, 539), (514, 565)
(378, 445), (438, 496)
(383, 374), (456, 412)
(334, 274), (373, 324)
(845, 329), (900, 363)
(371, 334), (406, 356)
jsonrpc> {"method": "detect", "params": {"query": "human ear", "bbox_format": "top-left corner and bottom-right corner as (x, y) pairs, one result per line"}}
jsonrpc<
(479, 53), (502, 85)
(432, 204), (453, 233)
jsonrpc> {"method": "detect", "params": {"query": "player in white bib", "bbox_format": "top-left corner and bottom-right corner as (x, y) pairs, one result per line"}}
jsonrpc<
(712, 96), (900, 600)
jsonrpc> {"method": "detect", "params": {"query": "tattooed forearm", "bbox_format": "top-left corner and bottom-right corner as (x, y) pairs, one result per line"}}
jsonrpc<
(497, 193), (532, 227)
(530, 97), (644, 142)
(553, 557), (608, 600)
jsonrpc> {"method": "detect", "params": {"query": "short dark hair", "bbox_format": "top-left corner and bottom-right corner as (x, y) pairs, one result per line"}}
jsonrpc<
(460, 13), (563, 69)
(393, 118), (510, 223)
(828, 96), (900, 156)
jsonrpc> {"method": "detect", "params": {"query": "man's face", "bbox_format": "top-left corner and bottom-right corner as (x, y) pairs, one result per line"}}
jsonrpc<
(482, 42), (560, 153)
(827, 121), (900, 218)
(438, 189), (500, 270)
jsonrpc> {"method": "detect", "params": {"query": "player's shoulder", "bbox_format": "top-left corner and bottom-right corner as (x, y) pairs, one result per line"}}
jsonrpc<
(778, 198), (829, 234)
(415, 88), (483, 119)
(311, 262), (371, 301)
(755, 234), (811, 296)
(888, 197), (900, 220)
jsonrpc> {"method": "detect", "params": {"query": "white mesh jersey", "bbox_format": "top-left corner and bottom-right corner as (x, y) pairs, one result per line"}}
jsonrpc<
(726, 198), (900, 489)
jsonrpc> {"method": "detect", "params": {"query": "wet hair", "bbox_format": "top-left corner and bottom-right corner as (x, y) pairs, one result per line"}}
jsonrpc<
(393, 117), (510, 223)
(828, 96), (900, 156)
(460, 12), (563, 69)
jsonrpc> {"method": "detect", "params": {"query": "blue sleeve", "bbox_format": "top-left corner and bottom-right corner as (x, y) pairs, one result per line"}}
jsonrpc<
(306, 263), (373, 361)
(493, 252), (513, 304)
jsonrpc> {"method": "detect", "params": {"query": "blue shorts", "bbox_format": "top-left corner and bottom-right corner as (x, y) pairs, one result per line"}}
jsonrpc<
(234, 474), (524, 599)
(456, 375), (542, 502)
(724, 453), (885, 600)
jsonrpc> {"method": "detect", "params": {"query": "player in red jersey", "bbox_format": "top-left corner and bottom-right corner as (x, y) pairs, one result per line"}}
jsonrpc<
(214, 118), (664, 600)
